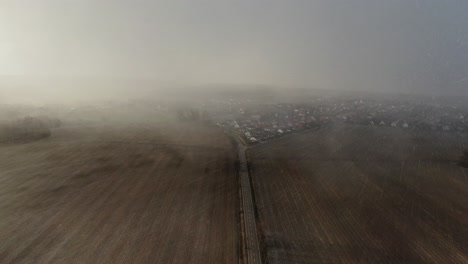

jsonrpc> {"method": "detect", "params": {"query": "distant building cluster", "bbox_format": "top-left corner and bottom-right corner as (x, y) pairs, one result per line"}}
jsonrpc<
(215, 97), (468, 144)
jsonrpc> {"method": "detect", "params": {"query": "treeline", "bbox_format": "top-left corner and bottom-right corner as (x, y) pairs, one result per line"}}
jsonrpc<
(176, 108), (210, 123)
(0, 116), (61, 143)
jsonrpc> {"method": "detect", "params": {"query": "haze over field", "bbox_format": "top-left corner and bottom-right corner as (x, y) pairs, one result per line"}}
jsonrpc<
(1, 0), (468, 102)
(1, 2), (468, 263)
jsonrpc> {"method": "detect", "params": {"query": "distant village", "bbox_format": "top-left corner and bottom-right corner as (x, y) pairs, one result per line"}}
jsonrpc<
(3, 94), (468, 145)
(214, 97), (468, 144)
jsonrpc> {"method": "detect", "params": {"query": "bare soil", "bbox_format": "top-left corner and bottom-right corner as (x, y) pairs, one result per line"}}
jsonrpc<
(0, 124), (239, 264)
(249, 124), (468, 264)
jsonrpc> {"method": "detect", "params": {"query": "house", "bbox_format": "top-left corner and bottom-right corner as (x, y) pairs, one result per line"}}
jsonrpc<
(391, 121), (398, 127)
(402, 122), (409, 128)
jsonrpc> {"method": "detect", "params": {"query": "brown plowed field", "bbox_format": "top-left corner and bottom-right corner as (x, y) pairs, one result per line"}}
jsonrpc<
(249, 124), (468, 263)
(0, 124), (239, 263)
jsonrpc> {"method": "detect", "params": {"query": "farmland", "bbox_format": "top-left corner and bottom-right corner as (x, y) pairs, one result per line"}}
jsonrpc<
(0, 123), (239, 263)
(249, 124), (468, 263)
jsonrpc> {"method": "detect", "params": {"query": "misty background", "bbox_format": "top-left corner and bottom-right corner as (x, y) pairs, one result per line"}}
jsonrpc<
(1, 0), (468, 103)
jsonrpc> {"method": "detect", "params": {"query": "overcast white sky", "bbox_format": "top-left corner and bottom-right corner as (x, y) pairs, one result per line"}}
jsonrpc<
(1, 0), (468, 93)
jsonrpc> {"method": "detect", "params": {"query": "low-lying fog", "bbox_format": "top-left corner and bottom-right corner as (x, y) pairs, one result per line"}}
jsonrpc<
(1, 0), (467, 104)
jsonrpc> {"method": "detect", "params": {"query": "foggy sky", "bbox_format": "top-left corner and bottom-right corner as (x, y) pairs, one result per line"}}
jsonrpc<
(1, 0), (468, 94)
